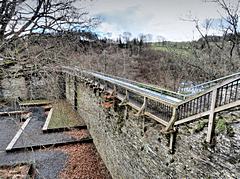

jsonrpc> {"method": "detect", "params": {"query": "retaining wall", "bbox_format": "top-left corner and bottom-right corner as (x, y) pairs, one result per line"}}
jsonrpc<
(0, 65), (64, 100)
(65, 74), (240, 179)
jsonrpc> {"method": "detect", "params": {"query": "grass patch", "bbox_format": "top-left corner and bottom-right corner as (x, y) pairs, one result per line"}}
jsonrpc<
(193, 121), (207, 133)
(150, 43), (193, 58)
(215, 118), (227, 134)
(47, 100), (84, 129)
(137, 83), (185, 100)
(215, 116), (235, 136)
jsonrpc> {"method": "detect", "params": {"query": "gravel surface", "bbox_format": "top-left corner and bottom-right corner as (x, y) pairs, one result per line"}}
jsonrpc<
(65, 129), (90, 140)
(0, 112), (68, 178)
(0, 118), (20, 151)
(55, 129), (111, 178)
(0, 164), (30, 178)
(13, 115), (83, 149)
(0, 106), (112, 178)
(0, 150), (67, 178)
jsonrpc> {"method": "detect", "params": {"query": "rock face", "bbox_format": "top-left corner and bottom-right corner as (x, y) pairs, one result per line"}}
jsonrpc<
(72, 81), (240, 179)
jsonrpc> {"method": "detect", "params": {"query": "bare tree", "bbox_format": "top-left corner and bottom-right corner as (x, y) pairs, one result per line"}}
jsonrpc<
(122, 31), (132, 43)
(179, 0), (240, 82)
(145, 33), (153, 43)
(156, 35), (166, 45)
(0, 0), (98, 52)
(199, 1), (240, 57)
(215, 0), (240, 57)
(138, 33), (146, 43)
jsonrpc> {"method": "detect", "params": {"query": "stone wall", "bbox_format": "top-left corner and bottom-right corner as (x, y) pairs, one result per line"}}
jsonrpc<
(65, 74), (75, 106)
(0, 65), (63, 100)
(67, 80), (240, 179)
(1, 77), (28, 99)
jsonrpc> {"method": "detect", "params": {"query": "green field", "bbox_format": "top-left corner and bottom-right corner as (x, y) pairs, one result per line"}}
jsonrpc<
(150, 42), (193, 58)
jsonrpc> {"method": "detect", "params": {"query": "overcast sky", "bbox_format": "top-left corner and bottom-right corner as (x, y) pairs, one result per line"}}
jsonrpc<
(80, 0), (236, 41)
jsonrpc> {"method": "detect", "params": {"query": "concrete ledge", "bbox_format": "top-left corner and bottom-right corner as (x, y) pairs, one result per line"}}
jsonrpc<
(0, 111), (29, 116)
(42, 125), (87, 133)
(19, 100), (52, 107)
(42, 108), (53, 131)
(6, 137), (93, 152)
(42, 105), (52, 111)
(6, 117), (32, 151)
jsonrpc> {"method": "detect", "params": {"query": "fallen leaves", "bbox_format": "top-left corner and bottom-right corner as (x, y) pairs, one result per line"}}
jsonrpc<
(52, 128), (112, 178)
(65, 129), (90, 140)
(57, 143), (112, 179)
(0, 165), (31, 179)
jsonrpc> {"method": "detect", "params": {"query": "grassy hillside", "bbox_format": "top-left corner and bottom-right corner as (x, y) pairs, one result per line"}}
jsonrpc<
(150, 42), (193, 58)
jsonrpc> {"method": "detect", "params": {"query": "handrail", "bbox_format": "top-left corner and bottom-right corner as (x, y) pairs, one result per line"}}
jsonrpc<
(87, 70), (186, 100)
(61, 66), (179, 124)
(62, 65), (185, 100)
(177, 76), (240, 106)
(176, 76), (240, 124)
(61, 65), (239, 110)
(179, 72), (240, 95)
(62, 66), (181, 107)
(58, 65), (240, 145)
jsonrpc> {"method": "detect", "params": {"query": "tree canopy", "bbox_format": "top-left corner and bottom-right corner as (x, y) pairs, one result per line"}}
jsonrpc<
(0, 0), (98, 48)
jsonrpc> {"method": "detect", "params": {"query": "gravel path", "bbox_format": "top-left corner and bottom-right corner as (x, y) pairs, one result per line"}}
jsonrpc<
(0, 150), (67, 178)
(0, 114), (68, 178)
(0, 106), (112, 178)
(0, 118), (20, 151)
(13, 108), (83, 149)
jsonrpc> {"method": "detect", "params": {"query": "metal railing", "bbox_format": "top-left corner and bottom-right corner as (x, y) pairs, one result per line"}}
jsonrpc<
(175, 77), (240, 125)
(179, 72), (240, 96)
(62, 66), (178, 124)
(91, 70), (186, 100)
(60, 66), (240, 144)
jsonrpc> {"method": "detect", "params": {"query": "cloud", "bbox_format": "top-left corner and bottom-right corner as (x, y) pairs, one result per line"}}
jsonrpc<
(81, 0), (228, 41)
(96, 6), (152, 35)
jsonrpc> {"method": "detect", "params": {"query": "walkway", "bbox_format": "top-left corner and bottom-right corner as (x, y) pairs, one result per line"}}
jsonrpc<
(62, 66), (240, 146)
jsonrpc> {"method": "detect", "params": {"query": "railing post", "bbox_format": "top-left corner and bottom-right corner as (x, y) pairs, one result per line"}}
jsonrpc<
(135, 96), (147, 117)
(119, 90), (129, 106)
(111, 85), (117, 97)
(165, 107), (177, 131)
(169, 133), (175, 154)
(206, 89), (218, 143)
(74, 76), (78, 111)
(65, 74), (70, 101)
